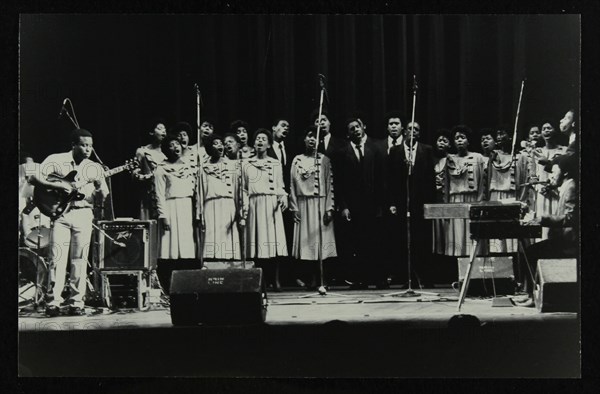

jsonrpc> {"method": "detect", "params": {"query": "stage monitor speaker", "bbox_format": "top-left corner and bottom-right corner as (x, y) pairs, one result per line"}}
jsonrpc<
(169, 268), (267, 326)
(457, 256), (515, 296)
(97, 220), (157, 270)
(534, 259), (578, 313)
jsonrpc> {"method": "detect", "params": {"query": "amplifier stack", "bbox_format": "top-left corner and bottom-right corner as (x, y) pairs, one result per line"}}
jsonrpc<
(97, 219), (158, 310)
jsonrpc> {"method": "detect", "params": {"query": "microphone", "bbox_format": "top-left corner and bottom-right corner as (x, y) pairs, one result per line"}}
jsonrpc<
(412, 75), (418, 92)
(115, 241), (127, 248)
(318, 74), (329, 103)
(58, 98), (68, 118)
(318, 73), (327, 89)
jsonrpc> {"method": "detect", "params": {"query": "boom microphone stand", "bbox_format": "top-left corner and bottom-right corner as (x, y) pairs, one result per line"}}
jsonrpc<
(195, 84), (206, 267)
(383, 76), (439, 298)
(300, 74), (348, 299)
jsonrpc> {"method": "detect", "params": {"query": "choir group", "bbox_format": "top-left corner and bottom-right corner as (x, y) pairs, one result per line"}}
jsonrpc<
(129, 107), (578, 293)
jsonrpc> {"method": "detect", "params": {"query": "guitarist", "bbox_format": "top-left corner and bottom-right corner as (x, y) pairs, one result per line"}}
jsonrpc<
(29, 128), (109, 317)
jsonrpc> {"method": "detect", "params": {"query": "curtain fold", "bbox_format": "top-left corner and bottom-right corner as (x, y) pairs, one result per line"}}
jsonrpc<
(19, 14), (580, 217)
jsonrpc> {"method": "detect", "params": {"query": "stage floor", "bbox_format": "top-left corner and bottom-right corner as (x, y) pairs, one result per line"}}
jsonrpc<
(18, 286), (580, 377)
(18, 287), (575, 331)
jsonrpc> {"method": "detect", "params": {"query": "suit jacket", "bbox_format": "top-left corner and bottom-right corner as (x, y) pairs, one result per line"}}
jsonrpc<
(335, 136), (384, 218)
(387, 142), (436, 217)
(318, 133), (346, 161)
(374, 136), (404, 158)
(267, 142), (292, 191)
(541, 178), (577, 245)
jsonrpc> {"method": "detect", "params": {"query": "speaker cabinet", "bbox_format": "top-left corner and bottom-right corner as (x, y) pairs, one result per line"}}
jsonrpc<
(98, 220), (157, 270)
(457, 256), (515, 296)
(169, 268), (267, 326)
(534, 259), (578, 313)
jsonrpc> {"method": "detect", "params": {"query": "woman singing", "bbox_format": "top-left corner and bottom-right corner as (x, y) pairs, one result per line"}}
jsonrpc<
(530, 121), (568, 241)
(200, 134), (241, 260)
(445, 125), (486, 257)
(484, 128), (528, 253)
(242, 129), (288, 290)
(231, 120), (256, 159)
(289, 126), (337, 289)
(154, 134), (198, 292)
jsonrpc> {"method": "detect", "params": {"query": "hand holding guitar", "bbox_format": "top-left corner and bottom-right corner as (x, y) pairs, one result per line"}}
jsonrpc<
(32, 159), (138, 220)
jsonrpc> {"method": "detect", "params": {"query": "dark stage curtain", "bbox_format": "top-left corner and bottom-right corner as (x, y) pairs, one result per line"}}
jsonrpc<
(19, 14), (580, 217)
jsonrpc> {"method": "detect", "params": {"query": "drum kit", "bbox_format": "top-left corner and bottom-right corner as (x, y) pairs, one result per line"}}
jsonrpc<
(19, 205), (51, 308)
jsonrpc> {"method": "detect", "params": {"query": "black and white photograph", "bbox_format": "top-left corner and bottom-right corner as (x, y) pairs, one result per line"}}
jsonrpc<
(16, 12), (583, 379)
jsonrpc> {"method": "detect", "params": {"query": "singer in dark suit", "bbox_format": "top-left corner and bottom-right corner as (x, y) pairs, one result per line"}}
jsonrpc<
(374, 111), (405, 287)
(266, 118), (295, 282)
(374, 110), (405, 157)
(387, 121), (436, 288)
(336, 117), (385, 289)
(267, 118), (293, 189)
(311, 109), (346, 160)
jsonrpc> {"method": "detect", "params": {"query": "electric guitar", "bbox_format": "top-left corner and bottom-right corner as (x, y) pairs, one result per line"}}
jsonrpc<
(33, 159), (138, 220)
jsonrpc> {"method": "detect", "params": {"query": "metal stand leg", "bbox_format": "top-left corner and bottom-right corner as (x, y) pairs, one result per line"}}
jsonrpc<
(457, 240), (480, 312)
(518, 239), (536, 292)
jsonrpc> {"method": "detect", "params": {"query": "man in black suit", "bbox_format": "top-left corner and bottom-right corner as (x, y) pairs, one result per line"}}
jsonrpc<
(336, 116), (386, 289)
(387, 121), (436, 288)
(267, 118), (292, 188)
(374, 111), (405, 288)
(266, 118), (295, 284)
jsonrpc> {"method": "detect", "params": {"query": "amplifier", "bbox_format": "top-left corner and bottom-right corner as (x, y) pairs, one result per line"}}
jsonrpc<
(97, 220), (157, 270)
(534, 259), (578, 312)
(169, 268), (267, 326)
(457, 256), (516, 296)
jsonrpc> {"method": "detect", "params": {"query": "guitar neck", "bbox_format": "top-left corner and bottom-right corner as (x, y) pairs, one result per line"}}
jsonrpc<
(73, 163), (131, 189)
(103, 164), (129, 178)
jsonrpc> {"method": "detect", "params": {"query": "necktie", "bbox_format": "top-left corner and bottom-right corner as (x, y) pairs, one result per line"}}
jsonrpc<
(356, 143), (363, 162)
(392, 136), (398, 146)
(279, 142), (286, 166)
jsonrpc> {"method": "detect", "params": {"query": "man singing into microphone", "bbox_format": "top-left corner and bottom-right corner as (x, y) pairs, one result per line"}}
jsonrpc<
(29, 129), (109, 316)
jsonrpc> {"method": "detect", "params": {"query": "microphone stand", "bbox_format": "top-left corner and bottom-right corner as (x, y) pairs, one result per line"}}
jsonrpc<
(384, 76), (439, 298)
(238, 148), (247, 268)
(32, 213), (46, 308)
(195, 84), (206, 267)
(510, 80), (536, 295)
(300, 74), (348, 299)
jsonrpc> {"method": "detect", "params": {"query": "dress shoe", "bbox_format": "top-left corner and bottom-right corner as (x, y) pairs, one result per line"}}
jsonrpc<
(516, 299), (535, 308)
(45, 305), (60, 317)
(67, 306), (86, 316)
(512, 294), (531, 303)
